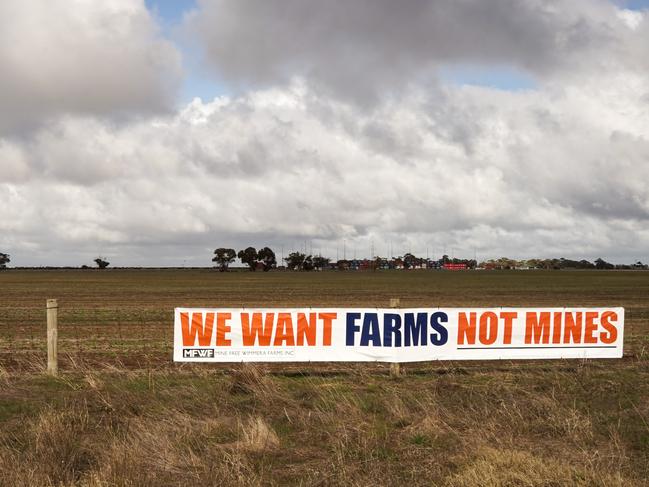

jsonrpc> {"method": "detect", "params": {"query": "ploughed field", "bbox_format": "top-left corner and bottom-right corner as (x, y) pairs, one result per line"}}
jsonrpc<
(0, 269), (648, 485)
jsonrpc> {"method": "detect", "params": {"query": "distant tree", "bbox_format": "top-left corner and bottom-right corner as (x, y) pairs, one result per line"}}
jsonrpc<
(0, 253), (9, 269)
(495, 257), (521, 269)
(257, 247), (276, 272)
(302, 255), (315, 271)
(578, 259), (595, 269)
(285, 252), (306, 271)
(373, 256), (383, 270)
(313, 256), (331, 271)
(238, 247), (258, 271)
(337, 259), (350, 271)
(524, 259), (542, 269)
(538, 259), (561, 270)
(481, 257), (520, 269)
(554, 258), (595, 269)
(94, 257), (110, 269)
(403, 253), (417, 269)
(212, 248), (236, 272)
(594, 258), (614, 270)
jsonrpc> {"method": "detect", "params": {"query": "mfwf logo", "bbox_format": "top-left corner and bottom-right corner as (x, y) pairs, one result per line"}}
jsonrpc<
(183, 348), (215, 358)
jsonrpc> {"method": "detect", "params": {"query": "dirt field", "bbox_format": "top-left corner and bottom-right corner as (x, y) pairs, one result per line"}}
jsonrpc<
(0, 269), (648, 485)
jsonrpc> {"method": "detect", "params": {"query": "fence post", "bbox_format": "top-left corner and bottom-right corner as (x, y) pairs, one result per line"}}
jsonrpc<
(389, 298), (402, 377)
(46, 299), (58, 376)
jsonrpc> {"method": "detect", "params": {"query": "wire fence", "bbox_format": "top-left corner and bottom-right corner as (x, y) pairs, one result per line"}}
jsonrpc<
(0, 307), (174, 370)
(1, 306), (648, 372)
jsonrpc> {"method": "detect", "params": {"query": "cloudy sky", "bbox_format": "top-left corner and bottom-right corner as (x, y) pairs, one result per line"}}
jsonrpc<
(1, 0), (649, 266)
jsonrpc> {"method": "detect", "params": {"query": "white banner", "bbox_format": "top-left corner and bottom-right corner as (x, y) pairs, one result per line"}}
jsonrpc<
(173, 307), (624, 362)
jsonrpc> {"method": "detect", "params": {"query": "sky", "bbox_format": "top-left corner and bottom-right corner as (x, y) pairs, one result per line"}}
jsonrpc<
(1, 0), (649, 267)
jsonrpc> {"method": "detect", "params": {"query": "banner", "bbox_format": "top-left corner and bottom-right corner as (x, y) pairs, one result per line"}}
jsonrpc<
(173, 307), (624, 362)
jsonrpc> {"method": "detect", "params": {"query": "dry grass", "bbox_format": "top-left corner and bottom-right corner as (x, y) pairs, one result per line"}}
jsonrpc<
(446, 447), (627, 487)
(0, 270), (648, 485)
(0, 363), (647, 485)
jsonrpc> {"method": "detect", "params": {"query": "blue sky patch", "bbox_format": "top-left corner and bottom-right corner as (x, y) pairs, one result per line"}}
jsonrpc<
(146, 0), (196, 27)
(624, 0), (649, 10)
(438, 64), (537, 91)
(146, 0), (226, 103)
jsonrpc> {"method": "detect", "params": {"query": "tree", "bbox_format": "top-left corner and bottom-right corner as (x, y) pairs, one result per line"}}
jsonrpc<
(257, 247), (276, 272)
(524, 259), (543, 269)
(0, 253), (9, 269)
(313, 256), (330, 271)
(538, 259), (561, 270)
(403, 253), (418, 269)
(302, 255), (314, 271)
(594, 258), (614, 270)
(238, 247), (258, 271)
(285, 252), (306, 271)
(336, 259), (350, 271)
(94, 257), (110, 269)
(495, 257), (520, 269)
(212, 248), (236, 272)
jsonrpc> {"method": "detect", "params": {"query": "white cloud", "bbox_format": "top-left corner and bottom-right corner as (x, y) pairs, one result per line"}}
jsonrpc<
(618, 9), (644, 30)
(2, 73), (649, 265)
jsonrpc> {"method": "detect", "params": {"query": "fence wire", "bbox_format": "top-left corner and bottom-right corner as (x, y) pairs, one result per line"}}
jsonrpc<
(1, 306), (647, 372)
(0, 307), (174, 370)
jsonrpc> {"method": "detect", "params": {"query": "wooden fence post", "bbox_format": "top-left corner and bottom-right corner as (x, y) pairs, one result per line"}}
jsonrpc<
(46, 299), (58, 376)
(389, 298), (402, 377)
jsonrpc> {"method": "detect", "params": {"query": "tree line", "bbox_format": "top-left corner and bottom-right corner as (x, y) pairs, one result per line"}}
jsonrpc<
(212, 248), (476, 272)
(0, 249), (645, 271)
(0, 253), (112, 270)
(480, 257), (647, 270)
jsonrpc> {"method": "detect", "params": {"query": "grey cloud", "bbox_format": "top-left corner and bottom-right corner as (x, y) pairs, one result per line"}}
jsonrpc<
(187, 0), (633, 104)
(0, 0), (182, 134)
